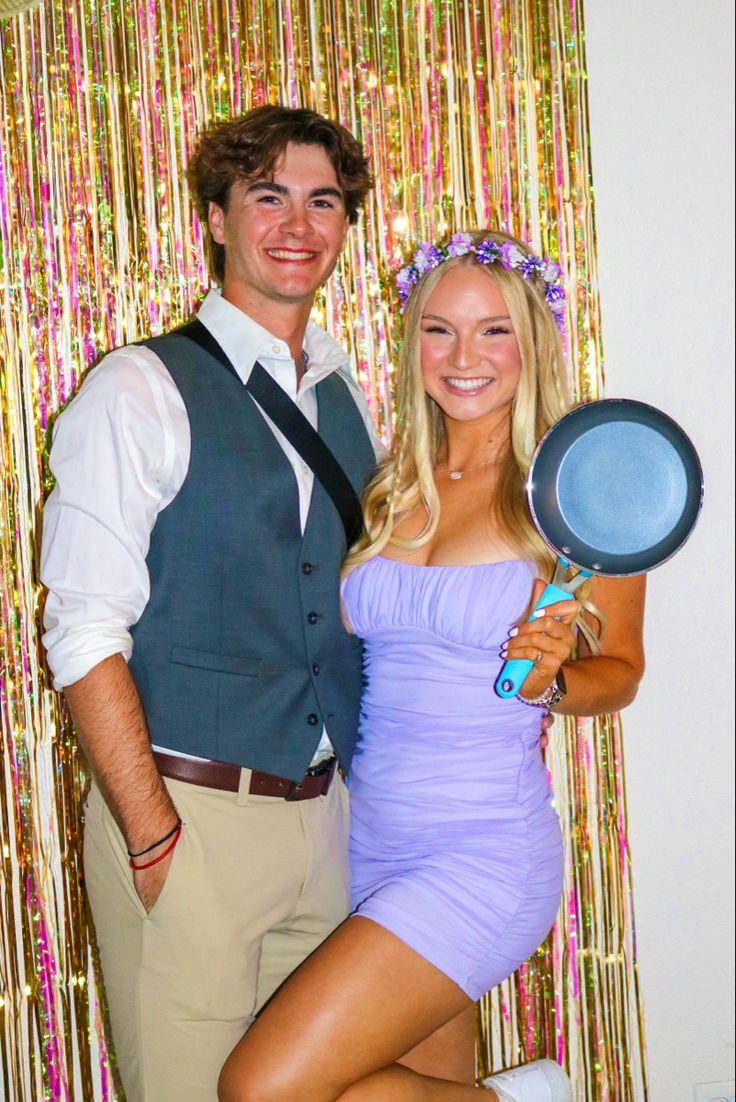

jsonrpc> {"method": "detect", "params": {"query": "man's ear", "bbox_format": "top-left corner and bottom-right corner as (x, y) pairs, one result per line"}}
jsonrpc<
(208, 201), (225, 245)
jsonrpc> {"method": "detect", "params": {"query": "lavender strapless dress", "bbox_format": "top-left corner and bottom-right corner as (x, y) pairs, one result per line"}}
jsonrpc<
(341, 556), (564, 1000)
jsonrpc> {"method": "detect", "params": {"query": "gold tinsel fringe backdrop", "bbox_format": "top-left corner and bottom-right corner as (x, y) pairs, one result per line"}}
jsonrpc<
(0, 1), (647, 1098)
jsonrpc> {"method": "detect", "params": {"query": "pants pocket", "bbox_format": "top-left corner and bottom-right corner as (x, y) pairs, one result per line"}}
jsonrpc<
(142, 824), (189, 923)
(83, 783), (148, 920)
(88, 782), (187, 922)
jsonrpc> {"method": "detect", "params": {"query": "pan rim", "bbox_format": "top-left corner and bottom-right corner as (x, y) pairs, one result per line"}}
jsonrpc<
(526, 398), (704, 577)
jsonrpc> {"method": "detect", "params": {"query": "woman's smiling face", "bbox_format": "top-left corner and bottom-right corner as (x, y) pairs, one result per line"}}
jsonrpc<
(419, 264), (522, 428)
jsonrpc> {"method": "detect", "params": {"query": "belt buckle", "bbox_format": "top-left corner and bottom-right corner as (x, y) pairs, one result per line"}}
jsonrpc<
(285, 780), (304, 802)
(284, 759), (337, 801)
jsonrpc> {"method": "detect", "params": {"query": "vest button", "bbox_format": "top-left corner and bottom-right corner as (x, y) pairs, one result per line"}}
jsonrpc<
(307, 612), (319, 624)
(306, 713), (319, 725)
(312, 663), (320, 676)
(302, 562), (313, 575)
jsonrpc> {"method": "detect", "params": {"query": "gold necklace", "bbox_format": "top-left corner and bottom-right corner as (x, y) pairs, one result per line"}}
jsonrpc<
(436, 457), (497, 481)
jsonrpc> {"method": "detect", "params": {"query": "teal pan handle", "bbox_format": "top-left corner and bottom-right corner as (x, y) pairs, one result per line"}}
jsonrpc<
(494, 581), (572, 698)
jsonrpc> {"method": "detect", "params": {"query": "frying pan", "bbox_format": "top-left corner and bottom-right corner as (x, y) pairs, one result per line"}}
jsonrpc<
(495, 398), (703, 698)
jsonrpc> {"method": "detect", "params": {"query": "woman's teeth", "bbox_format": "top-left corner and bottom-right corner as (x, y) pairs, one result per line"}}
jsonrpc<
(444, 377), (492, 392)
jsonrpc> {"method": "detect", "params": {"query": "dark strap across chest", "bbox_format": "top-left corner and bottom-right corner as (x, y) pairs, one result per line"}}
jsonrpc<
(177, 319), (364, 548)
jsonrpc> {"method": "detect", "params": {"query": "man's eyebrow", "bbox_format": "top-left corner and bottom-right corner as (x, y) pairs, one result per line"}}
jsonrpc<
(309, 187), (344, 201)
(247, 181), (288, 196)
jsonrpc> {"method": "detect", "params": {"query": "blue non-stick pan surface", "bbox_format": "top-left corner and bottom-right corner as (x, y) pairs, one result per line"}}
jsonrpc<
(528, 399), (703, 577)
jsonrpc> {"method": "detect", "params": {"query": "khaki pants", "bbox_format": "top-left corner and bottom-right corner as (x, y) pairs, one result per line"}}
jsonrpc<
(83, 770), (351, 1102)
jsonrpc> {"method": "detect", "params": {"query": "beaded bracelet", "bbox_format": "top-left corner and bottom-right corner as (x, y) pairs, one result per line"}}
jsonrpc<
(518, 680), (564, 708)
(127, 817), (182, 859)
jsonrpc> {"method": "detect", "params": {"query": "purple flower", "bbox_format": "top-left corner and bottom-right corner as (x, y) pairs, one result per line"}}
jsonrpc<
(543, 260), (562, 282)
(396, 266), (417, 291)
(545, 283), (566, 304)
(520, 255), (545, 279)
(413, 242), (443, 274)
(547, 294), (567, 332)
(428, 245), (444, 268)
(475, 240), (502, 265)
(499, 241), (525, 269)
(396, 266), (420, 306)
(446, 232), (474, 257)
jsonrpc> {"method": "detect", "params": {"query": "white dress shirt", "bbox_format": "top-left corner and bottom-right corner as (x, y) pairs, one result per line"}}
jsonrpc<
(41, 290), (382, 761)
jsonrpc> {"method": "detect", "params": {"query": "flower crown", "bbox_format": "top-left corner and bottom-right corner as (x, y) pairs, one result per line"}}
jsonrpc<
(395, 232), (566, 330)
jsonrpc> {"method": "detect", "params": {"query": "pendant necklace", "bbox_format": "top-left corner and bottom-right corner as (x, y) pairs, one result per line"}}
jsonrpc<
(436, 456), (497, 481)
(437, 424), (509, 480)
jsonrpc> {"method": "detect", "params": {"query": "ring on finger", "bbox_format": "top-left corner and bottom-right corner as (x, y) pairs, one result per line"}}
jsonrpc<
(535, 649), (543, 664)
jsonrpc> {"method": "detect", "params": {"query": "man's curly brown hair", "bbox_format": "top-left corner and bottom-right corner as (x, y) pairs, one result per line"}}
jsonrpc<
(187, 105), (374, 282)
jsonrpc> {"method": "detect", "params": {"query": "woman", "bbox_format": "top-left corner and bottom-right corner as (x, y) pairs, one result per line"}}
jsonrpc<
(218, 231), (646, 1102)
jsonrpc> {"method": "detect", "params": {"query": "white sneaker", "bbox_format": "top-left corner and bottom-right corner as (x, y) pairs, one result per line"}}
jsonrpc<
(482, 1058), (572, 1102)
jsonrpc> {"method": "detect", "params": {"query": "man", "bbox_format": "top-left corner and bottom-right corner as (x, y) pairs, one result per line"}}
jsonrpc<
(41, 105), (378, 1102)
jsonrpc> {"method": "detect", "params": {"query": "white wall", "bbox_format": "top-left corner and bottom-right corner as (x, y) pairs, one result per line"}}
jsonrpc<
(584, 2), (735, 1099)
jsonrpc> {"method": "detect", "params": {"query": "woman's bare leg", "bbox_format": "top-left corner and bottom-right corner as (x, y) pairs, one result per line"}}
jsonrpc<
(399, 1006), (477, 1083)
(218, 916), (497, 1102)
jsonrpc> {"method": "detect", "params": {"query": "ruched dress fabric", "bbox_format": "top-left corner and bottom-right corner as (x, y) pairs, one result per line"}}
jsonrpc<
(341, 556), (564, 1000)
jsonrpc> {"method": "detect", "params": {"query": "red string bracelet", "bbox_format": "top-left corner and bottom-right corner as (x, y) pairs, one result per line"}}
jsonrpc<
(129, 821), (183, 871)
(127, 817), (182, 858)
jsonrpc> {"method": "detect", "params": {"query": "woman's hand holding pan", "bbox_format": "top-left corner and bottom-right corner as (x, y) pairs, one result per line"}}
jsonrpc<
(500, 580), (579, 703)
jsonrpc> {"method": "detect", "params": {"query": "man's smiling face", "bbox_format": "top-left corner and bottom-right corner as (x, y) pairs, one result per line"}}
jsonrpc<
(208, 142), (350, 312)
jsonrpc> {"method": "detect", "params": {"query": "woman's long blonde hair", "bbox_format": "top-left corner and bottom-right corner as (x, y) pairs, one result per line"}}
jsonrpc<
(345, 230), (570, 585)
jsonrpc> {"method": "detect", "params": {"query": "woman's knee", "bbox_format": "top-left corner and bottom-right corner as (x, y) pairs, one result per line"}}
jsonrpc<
(217, 1054), (340, 1102)
(217, 1051), (264, 1102)
(217, 1061), (270, 1102)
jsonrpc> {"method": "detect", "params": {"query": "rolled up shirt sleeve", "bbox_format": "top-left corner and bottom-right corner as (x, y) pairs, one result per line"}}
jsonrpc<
(40, 346), (188, 689)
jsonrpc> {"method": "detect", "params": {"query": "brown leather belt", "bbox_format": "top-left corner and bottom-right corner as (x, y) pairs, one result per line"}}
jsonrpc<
(153, 750), (337, 801)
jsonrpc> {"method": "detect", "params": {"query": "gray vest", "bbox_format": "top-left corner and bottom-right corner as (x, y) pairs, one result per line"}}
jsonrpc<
(128, 332), (375, 780)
